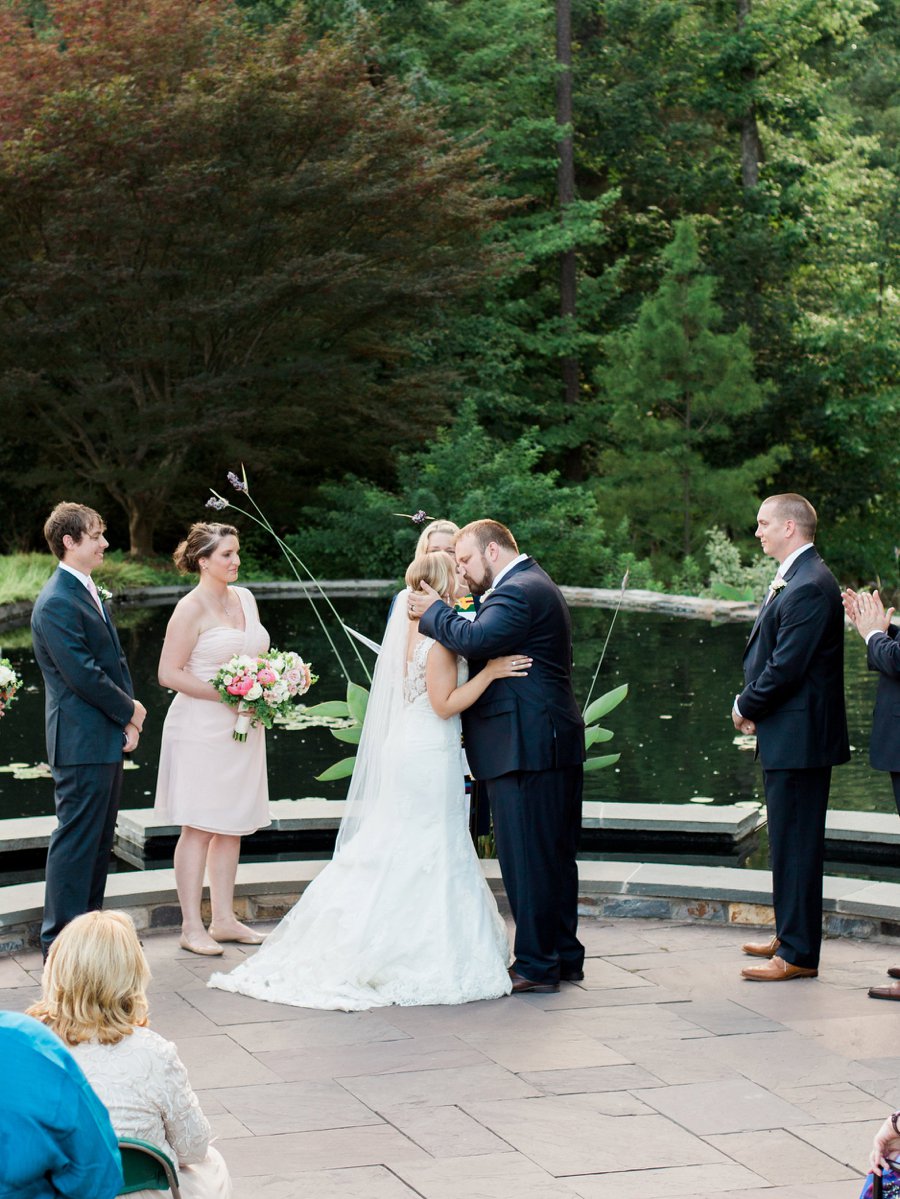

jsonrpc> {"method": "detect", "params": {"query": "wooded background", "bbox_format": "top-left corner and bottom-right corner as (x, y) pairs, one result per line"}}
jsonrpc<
(0, 0), (896, 588)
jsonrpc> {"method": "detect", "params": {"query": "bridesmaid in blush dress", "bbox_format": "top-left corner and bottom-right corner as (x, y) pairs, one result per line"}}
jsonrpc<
(154, 522), (271, 956)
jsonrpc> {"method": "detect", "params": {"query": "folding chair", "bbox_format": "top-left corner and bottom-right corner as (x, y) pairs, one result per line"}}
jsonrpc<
(117, 1137), (181, 1198)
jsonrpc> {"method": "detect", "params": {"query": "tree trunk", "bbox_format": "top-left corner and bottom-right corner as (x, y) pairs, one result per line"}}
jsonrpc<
(126, 501), (159, 558)
(683, 391), (692, 558)
(557, 0), (581, 476)
(737, 0), (761, 190)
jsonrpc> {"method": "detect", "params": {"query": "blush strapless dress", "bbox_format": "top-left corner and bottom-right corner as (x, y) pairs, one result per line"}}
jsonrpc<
(154, 587), (271, 836)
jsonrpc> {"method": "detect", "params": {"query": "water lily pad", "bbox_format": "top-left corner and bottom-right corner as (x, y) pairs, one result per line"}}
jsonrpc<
(12, 765), (52, 779)
(0, 763), (30, 771)
(123, 760), (140, 771)
(274, 712), (355, 732)
(689, 795), (715, 804)
(732, 734), (757, 750)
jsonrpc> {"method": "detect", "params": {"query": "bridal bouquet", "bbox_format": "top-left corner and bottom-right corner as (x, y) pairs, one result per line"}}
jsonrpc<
(0, 658), (22, 721)
(212, 650), (315, 742)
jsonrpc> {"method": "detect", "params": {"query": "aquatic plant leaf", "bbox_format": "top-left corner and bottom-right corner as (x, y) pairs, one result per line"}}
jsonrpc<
(303, 700), (351, 718)
(331, 725), (362, 745)
(584, 726), (614, 748)
(583, 752), (620, 772)
(346, 682), (369, 724)
(316, 756), (356, 782)
(583, 683), (628, 724)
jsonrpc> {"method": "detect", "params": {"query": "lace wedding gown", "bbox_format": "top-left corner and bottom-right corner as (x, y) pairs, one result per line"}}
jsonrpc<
(209, 630), (511, 1010)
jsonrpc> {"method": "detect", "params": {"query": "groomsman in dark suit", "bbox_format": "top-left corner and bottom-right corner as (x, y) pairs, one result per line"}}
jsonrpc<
(842, 586), (900, 999)
(409, 519), (586, 993)
(732, 494), (849, 980)
(31, 503), (146, 956)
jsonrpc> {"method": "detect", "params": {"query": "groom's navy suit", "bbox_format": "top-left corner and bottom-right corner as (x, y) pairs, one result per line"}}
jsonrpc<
(866, 626), (900, 814)
(738, 546), (848, 968)
(31, 567), (135, 953)
(420, 557), (585, 983)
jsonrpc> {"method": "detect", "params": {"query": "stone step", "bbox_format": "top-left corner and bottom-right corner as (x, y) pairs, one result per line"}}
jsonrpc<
(3, 858), (900, 955)
(0, 800), (765, 861)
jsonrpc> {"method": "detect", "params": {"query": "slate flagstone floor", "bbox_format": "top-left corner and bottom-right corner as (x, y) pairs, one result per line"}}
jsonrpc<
(2, 914), (898, 1198)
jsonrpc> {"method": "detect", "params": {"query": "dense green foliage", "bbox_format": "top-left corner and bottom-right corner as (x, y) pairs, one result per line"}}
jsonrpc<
(0, 0), (896, 592)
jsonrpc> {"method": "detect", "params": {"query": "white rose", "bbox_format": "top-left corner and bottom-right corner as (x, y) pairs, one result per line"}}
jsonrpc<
(245, 683), (263, 701)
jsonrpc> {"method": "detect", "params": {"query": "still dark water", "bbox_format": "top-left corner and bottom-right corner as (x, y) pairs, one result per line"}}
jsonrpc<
(0, 596), (890, 821)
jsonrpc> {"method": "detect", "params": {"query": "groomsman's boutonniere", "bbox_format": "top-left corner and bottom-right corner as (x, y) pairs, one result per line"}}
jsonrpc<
(97, 584), (113, 604)
(769, 579), (787, 598)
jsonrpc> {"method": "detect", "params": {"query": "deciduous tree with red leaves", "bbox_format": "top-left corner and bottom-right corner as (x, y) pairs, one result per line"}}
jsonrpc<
(0, 0), (501, 554)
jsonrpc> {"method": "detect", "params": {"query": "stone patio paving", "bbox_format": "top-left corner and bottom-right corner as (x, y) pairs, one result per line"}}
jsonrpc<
(2, 914), (897, 1198)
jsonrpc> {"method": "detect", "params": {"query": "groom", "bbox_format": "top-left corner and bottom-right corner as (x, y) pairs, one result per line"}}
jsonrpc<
(31, 502), (146, 956)
(409, 519), (585, 993)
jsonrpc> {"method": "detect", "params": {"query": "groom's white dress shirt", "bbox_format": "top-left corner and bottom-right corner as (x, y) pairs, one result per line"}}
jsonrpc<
(488, 553), (528, 592)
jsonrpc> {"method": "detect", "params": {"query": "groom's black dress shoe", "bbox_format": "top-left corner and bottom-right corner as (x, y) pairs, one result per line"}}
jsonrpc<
(509, 970), (559, 994)
(560, 967), (585, 982)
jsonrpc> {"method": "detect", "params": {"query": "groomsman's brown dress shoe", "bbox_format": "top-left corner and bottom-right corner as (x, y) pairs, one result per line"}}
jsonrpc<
(741, 936), (781, 958)
(869, 983), (900, 1001)
(741, 957), (817, 981)
(508, 970), (559, 994)
(887, 967), (900, 979)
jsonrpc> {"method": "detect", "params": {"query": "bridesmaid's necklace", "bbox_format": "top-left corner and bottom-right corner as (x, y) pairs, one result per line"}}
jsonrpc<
(218, 589), (235, 618)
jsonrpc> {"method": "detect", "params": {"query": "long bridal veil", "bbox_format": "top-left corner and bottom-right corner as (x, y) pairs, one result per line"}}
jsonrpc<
(332, 590), (408, 852)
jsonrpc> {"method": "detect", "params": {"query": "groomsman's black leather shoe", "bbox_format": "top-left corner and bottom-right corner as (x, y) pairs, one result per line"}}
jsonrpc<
(560, 967), (585, 981)
(509, 970), (559, 994)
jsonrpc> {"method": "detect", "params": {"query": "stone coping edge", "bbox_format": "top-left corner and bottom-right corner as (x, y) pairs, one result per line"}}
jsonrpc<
(3, 860), (900, 955)
(0, 579), (761, 633)
(0, 801), (765, 855)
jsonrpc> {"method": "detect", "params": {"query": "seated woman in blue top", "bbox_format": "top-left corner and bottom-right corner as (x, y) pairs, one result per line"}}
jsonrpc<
(0, 1008), (122, 1199)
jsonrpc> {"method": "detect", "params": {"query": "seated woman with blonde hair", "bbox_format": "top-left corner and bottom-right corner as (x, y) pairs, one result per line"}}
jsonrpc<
(28, 910), (231, 1199)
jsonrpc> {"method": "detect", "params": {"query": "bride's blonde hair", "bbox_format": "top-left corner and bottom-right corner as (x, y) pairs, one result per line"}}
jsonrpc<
(405, 553), (454, 602)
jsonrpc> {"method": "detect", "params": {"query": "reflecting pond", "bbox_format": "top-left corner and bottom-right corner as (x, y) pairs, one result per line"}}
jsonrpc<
(0, 596), (891, 822)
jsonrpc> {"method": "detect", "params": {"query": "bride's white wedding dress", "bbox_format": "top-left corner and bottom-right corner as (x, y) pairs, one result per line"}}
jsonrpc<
(209, 599), (511, 1011)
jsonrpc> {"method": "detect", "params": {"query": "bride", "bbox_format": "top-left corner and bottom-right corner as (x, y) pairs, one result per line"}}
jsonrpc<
(208, 553), (530, 1010)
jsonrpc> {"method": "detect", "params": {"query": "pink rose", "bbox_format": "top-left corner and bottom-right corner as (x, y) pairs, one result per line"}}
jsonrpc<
(227, 675), (255, 697)
(256, 668), (277, 685)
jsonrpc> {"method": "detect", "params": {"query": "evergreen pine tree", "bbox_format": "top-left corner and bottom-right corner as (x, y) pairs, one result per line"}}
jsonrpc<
(594, 219), (785, 567)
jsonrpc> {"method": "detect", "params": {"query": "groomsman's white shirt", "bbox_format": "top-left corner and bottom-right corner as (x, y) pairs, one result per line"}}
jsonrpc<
(59, 562), (107, 620)
(733, 543), (813, 720)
